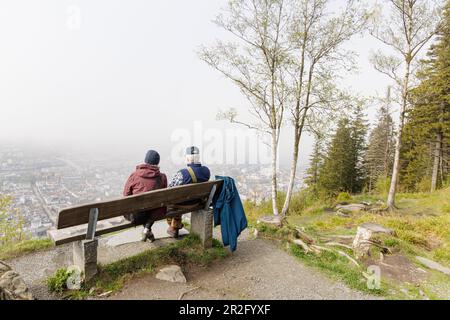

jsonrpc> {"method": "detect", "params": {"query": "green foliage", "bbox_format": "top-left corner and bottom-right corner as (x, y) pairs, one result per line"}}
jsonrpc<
(0, 195), (26, 246)
(383, 237), (400, 249)
(47, 268), (74, 294)
(336, 192), (352, 203)
(305, 133), (326, 190)
(433, 247), (450, 265)
(317, 106), (368, 196)
(0, 194), (53, 260)
(400, 3), (450, 192)
(243, 192), (286, 224)
(374, 176), (391, 196)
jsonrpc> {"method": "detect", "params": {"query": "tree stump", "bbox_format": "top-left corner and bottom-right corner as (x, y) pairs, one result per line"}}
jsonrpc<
(352, 223), (395, 259)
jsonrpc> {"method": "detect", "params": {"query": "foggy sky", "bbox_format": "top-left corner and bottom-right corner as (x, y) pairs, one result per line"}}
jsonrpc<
(0, 0), (424, 168)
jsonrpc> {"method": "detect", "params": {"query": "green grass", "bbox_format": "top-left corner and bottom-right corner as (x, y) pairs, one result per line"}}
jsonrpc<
(0, 238), (53, 260)
(47, 234), (227, 299)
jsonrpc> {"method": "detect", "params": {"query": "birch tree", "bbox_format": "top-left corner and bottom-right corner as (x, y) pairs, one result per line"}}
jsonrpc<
(199, 0), (290, 216)
(369, 0), (444, 209)
(281, 0), (368, 217)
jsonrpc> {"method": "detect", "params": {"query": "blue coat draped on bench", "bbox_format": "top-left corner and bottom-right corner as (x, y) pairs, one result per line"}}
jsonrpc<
(212, 176), (247, 252)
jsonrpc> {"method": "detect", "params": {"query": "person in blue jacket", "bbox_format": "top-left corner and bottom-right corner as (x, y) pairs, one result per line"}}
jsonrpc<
(213, 176), (247, 252)
(167, 146), (211, 238)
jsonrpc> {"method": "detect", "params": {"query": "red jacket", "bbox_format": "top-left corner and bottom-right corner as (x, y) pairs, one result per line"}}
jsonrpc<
(123, 164), (167, 220)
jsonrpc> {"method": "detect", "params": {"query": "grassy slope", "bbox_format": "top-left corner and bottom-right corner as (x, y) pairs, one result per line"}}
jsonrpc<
(0, 238), (53, 261)
(246, 187), (450, 299)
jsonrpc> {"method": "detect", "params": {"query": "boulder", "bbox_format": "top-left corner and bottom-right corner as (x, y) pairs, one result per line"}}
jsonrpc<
(352, 223), (395, 259)
(416, 256), (450, 276)
(0, 261), (33, 300)
(257, 215), (282, 227)
(155, 265), (187, 283)
(335, 203), (368, 213)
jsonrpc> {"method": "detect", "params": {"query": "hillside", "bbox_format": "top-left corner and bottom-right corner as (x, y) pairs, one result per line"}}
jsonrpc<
(245, 187), (450, 299)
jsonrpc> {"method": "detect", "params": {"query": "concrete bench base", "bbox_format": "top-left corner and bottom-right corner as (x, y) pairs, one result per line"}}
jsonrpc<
(190, 209), (213, 248)
(73, 239), (98, 282)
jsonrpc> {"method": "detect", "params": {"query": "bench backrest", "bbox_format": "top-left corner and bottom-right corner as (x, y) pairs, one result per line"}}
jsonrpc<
(56, 180), (223, 229)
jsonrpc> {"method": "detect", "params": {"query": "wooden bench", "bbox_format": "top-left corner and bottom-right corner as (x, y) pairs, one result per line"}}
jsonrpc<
(48, 180), (223, 280)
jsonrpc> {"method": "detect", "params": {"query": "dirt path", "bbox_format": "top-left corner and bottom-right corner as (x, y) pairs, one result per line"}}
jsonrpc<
(109, 237), (379, 300)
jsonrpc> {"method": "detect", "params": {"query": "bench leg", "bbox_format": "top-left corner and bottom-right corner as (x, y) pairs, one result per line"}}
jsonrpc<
(73, 238), (98, 281)
(190, 209), (213, 249)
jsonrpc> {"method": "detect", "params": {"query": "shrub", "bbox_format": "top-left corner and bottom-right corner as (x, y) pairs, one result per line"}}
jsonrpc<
(417, 176), (432, 193)
(374, 176), (391, 196)
(0, 195), (26, 246)
(433, 246), (450, 265)
(336, 192), (352, 203)
(47, 268), (74, 294)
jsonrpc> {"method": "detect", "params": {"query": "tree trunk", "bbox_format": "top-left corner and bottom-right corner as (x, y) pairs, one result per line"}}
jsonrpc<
(271, 129), (279, 217)
(387, 61), (410, 209)
(431, 133), (442, 192)
(282, 126), (300, 217)
(281, 67), (314, 217)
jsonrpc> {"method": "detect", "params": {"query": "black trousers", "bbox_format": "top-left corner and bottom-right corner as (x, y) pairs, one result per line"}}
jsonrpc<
(124, 212), (153, 227)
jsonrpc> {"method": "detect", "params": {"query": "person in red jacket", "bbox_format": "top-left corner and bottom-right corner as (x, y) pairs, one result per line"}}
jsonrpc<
(123, 150), (167, 242)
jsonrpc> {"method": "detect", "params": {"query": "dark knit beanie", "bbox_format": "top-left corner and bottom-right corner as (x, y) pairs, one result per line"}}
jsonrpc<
(144, 150), (160, 165)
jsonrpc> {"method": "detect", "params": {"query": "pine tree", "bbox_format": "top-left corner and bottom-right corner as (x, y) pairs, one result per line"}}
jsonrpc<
(305, 132), (326, 192)
(318, 118), (355, 195)
(316, 106), (368, 196)
(400, 2), (450, 192)
(364, 88), (396, 192)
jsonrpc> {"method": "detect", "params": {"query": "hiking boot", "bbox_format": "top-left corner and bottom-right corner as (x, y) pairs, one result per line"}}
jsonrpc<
(146, 231), (155, 242)
(141, 227), (155, 242)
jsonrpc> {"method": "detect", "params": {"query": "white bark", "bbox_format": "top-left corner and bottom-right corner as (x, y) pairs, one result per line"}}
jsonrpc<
(431, 133), (442, 192)
(387, 61), (410, 209)
(271, 129), (280, 216)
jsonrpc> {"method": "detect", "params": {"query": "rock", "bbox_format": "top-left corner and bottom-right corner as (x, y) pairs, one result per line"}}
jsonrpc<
(257, 215), (282, 227)
(336, 210), (350, 217)
(415, 257), (450, 276)
(335, 203), (367, 213)
(352, 223), (395, 259)
(0, 263), (33, 300)
(155, 265), (187, 283)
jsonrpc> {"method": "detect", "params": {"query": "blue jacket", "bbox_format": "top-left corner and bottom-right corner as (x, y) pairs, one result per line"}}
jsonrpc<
(180, 163), (210, 184)
(212, 176), (247, 252)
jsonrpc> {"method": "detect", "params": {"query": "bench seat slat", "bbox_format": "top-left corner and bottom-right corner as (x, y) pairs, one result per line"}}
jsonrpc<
(56, 180), (223, 229)
(49, 205), (205, 245)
